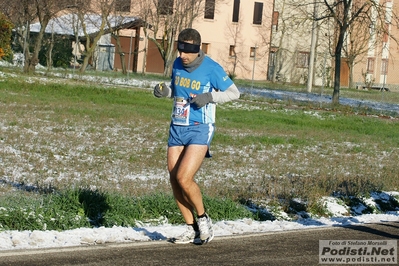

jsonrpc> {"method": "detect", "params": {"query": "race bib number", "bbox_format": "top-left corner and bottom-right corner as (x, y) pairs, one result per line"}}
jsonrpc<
(172, 97), (190, 125)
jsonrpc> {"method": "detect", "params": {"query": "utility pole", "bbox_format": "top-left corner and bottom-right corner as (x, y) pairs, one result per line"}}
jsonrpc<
(251, 44), (257, 90)
(307, 0), (318, 93)
(250, 45), (257, 100)
(127, 30), (134, 79)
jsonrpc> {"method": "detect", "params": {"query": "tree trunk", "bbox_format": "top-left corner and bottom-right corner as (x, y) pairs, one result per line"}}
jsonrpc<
(32, 28), (46, 69)
(24, 20), (49, 73)
(332, 57), (340, 105)
(47, 32), (54, 71)
(23, 45), (30, 73)
(80, 54), (90, 72)
(332, 26), (346, 105)
(112, 30), (127, 74)
(80, 37), (99, 72)
(163, 37), (176, 77)
(120, 53), (127, 74)
(348, 63), (354, 89)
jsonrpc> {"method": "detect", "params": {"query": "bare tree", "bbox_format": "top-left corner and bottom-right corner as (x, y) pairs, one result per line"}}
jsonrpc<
(133, 0), (218, 76)
(108, 0), (132, 74)
(221, 15), (249, 79)
(77, 1), (115, 72)
(315, 0), (398, 104)
(271, 0), (315, 84)
(111, 28), (128, 74)
(254, 9), (275, 80)
(29, 0), (68, 72)
(269, 0), (289, 83)
(342, 15), (375, 88)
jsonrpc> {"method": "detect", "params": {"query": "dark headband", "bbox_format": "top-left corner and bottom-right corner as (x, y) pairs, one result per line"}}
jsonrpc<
(177, 41), (200, 53)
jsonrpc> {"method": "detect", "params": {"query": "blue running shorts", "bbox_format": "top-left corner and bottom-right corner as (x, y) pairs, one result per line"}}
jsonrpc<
(168, 123), (215, 157)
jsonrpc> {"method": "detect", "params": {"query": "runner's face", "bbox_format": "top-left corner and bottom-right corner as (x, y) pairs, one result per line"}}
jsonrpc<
(178, 40), (199, 65)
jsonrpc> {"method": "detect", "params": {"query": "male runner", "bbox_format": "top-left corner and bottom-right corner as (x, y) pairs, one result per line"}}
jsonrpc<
(153, 28), (240, 244)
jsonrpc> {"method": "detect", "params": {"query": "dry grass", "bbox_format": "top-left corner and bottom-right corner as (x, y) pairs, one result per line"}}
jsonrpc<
(1, 70), (398, 210)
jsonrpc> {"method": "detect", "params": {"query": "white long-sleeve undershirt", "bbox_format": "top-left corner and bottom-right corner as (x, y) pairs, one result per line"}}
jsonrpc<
(210, 84), (240, 103)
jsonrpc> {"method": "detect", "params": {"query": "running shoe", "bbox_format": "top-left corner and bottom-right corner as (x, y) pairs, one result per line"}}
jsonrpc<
(171, 225), (200, 244)
(197, 213), (214, 244)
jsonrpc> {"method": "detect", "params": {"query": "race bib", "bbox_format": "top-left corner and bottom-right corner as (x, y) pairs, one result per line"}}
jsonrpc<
(172, 97), (190, 125)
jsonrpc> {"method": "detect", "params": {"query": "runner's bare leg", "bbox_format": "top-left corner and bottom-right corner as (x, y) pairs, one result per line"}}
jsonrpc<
(168, 145), (208, 224)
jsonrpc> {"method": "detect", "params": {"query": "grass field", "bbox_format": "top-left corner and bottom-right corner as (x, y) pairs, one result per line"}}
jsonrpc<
(0, 68), (398, 230)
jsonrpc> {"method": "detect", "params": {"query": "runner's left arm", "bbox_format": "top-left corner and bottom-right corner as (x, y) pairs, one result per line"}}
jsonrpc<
(210, 84), (240, 103)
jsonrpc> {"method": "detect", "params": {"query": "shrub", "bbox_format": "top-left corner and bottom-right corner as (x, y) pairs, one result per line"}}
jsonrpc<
(0, 12), (13, 61)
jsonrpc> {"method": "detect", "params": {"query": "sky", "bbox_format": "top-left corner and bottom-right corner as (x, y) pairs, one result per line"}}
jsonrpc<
(0, 61), (398, 251)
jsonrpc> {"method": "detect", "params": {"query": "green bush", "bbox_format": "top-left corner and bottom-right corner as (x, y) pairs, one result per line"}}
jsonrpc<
(0, 12), (13, 61)
(39, 35), (73, 68)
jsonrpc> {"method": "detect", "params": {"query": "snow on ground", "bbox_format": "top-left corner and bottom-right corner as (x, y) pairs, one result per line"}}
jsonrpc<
(0, 64), (398, 251)
(0, 194), (397, 250)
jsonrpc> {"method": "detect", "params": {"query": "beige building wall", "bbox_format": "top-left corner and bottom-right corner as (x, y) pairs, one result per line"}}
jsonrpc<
(270, 0), (335, 87)
(192, 0), (274, 80)
(351, 0), (399, 91)
(130, 0), (274, 80)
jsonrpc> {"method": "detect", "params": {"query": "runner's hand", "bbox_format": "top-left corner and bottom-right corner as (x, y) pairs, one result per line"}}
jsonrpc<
(154, 82), (170, 98)
(190, 92), (213, 108)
